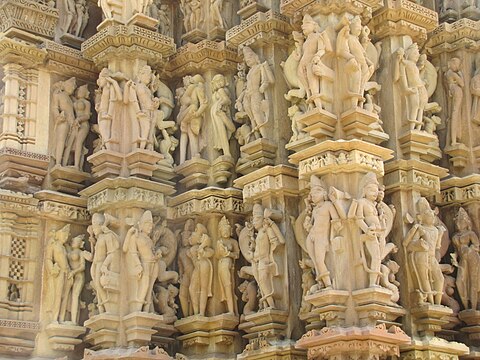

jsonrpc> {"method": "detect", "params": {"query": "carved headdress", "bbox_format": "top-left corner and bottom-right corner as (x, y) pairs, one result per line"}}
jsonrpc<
(310, 175), (327, 190)
(358, 172), (379, 198)
(139, 210), (154, 227)
(252, 203), (264, 217)
(219, 216), (231, 232)
(416, 197), (432, 215)
(455, 207), (472, 230)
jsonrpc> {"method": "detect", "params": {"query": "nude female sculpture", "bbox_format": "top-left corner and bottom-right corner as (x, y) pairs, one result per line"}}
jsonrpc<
(123, 210), (159, 313)
(52, 78), (76, 167)
(210, 74), (236, 157)
(215, 216), (239, 314)
(404, 197), (445, 305)
(178, 219), (195, 317)
(45, 225), (71, 323)
(210, 0), (225, 29)
(445, 57), (464, 146)
(63, 84), (91, 170)
(452, 208), (480, 310)
(61, 234), (86, 324)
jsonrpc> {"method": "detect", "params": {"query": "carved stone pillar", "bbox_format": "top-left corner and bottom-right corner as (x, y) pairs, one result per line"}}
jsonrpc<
(168, 188), (244, 358)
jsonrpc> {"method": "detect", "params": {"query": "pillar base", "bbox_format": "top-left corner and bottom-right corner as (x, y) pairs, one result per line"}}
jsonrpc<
(45, 323), (86, 352)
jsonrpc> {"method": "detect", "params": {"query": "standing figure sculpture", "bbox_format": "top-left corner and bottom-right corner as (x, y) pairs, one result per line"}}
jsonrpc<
(188, 223), (214, 316)
(303, 175), (346, 290)
(471, 64), (480, 125)
(123, 210), (159, 313)
(63, 84), (91, 170)
(95, 69), (124, 150)
(211, 74), (236, 158)
(177, 74), (208, 163)
(298, 15), (333, 111)
(239, 204), (286, 310)
(215, 216), (239, 315)
(62, 234), (86, 324)
(210, 0), (225, 28)
(394, 44), (429, 130)
(445, 57), (464, 146)
(452, 208), (480, 310)
(355, 172), (384, 288)
(239, 47), (275, 140)
(84, 213), (120, 314)
(45, 225), (71, 323)
(404, 197), (445, 305)
(52, 78), (76, 167)
(178, 219), (195, 317)
(336, 16), (374, 110)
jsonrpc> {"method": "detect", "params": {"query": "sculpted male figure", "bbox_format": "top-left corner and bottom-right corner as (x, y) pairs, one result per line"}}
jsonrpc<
(303, 175), (346, 290)
(123, 210), (159, 313)
(241, 47), (275, 139)
(297, 14), (333, 110)
(84, 213), (120, 313)
(355, 172), (384, 288)
(251, 203), (285, 309)
(394, 44), (428, 130)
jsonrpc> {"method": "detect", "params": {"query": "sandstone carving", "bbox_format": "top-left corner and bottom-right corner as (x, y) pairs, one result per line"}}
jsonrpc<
(404, 198), (445, 305)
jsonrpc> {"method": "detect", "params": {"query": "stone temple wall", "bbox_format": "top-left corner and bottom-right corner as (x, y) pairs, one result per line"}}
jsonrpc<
(1, 0), (480, 359)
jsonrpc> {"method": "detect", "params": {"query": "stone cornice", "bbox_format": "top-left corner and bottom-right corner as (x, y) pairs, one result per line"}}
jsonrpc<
(369, 0), (438, 42)
(427, 19), (480, 54)
(0, 0), (58, 40)
(0, 37), (47, 67)
(166, 41), (241, 78)
(436, 175), (480, 207)
(280, 0), (383, 19)
(226, 10), (292, 48)
(81, 24), (176, 68)
(43, 40), (97, 81)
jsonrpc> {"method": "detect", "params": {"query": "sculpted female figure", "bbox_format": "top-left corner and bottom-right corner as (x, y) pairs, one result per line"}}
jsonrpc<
(445, 57), (464, 146)
(45, 225), (71, 323)
(177, 75), (208, 163)
(297, 14), (333, 110)
(303, 175), (346, 290)
(470, 65), (480, 125)
(452, 208), (480, 310)
(215, 216), (239, 314)
(188, 223), (214, 316)
(62, 234), (86, 324)
(52, 78), (76, 166)
(211, 74), (236, 158)
(210, 0), (225, 29)
(404, 197), (445, 305)
(178, 219), (195, 316)
(63, 85), (91, 169)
